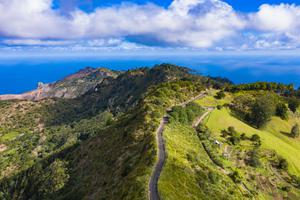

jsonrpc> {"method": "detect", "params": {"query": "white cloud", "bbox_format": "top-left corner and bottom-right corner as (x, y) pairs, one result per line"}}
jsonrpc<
(250, 4), (300, 33)
(0, 0), (245, 48)
(249, 3), (300, 45)
(1, 0), (300, 50)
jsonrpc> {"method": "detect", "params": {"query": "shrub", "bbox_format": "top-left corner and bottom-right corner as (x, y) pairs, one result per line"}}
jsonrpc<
(240, 133), (247, 140)
(217, 105), (223, 110)
(215, 91), (225, 99)
(250, 134), (260, 142)
(276, 103), (288, 120)
(246, 150), (261, 167)
(208, 171), (220, 184)
(229, 171), (241, 183)
(287, 97), (300, 113)
(228, 135), (240, 145)
(278, 158), (288, 170)
(291, 124), (300, 138)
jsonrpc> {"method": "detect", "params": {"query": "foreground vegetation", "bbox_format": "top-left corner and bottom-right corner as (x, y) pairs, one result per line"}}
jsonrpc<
(1, 65), (300, 199)
(0, 64), (214, 199)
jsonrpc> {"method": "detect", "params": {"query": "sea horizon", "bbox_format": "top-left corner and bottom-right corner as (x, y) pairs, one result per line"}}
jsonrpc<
(1, 54), (300, 94)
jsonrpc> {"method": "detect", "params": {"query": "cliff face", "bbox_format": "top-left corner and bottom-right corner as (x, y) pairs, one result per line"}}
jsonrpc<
(0, 67), (118, 101)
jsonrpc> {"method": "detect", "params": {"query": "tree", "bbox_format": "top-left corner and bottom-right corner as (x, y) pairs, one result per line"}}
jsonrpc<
(276, 103), (288, 120)
(291, 124), (300, 138)
(287, 97), (300, 113)
(215, 90), (225, 99)
(250, 96), (276, 128)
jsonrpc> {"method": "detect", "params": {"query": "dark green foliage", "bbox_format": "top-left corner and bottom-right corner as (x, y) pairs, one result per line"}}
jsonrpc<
(276, 103), (288, 120)
(250, 134), (260, 142)
(215, 91), (225, 99)
(240, 133), (247, 140)
(208, 171), (220, 184)
(229, 171), (241, 183)
(231, 92), (280, 127)
(226, 82), (294, 94)
(250, 95), (276, 128)
(169, 102), (204, 124)
(246, 149), (261, 167)
(228, 135), (240, 145)
(281, 185), (291, 192)
(278, 158), (289, 170)
(216, 105), (223, 110)
(287, 97), (300, 113)
(291, 124), (300, 138)
(196, 124), (211, 140)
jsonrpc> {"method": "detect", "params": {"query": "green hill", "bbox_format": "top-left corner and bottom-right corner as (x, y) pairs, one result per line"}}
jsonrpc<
(0, 65), (300, 199)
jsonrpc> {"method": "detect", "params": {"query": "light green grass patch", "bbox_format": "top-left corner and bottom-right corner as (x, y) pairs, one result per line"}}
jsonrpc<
(1, 131), (19, 141)
(195, 90), (233, 107)
(205, 108), (300, 176)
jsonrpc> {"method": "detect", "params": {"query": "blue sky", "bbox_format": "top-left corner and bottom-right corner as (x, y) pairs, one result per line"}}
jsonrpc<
(1, 0), (300, 54)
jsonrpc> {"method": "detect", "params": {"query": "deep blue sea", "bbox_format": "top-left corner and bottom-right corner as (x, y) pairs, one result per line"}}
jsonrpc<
(1, 54), (300, 94)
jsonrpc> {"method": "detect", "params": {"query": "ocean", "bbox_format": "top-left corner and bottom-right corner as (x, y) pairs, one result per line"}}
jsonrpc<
(1, 54), (300, 94)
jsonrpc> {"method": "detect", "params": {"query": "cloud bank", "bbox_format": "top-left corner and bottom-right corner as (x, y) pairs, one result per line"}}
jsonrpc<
(0, 0), (300, 50)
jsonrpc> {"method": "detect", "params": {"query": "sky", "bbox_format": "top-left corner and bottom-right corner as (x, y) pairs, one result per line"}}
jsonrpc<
(1, 0), (300, 54)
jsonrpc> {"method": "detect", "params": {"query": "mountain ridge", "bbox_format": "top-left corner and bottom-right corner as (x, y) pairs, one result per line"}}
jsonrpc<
(0, 67), (118, 101)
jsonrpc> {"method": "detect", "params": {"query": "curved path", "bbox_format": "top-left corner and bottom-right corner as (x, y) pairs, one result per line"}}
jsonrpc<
(148, 92), (206, 200)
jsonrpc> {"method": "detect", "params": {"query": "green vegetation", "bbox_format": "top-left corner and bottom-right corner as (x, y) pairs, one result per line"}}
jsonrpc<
(0, 64), (210, 200)
(159, 122), (242, 200)
(226, 82), (294, 94)
(168, 102), (204, 124)
(195, 90), (233, 107)
(1, 65), (300, 199)
(291, 124), (300, 138)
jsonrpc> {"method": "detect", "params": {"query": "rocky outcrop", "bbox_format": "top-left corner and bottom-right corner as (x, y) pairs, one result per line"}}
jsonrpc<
(0, 67), (118, 101)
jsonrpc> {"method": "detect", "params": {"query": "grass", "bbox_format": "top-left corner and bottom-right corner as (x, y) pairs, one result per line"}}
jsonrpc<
(195, 90), (233, 107)
(0, 131), (19, 141)
(205, 108), (300, 176)
(158, 122), (243, 200)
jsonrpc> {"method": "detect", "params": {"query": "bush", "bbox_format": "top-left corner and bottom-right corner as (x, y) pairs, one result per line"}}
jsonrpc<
(240, 133), (247, 140)
(250, 134), (261, 146)
(287, 97), (300, 113)
(291, 124), (300, 138)
(229, 171), (241, 183)
(246, 150), (261, 167)
(217, 105), (223, 110)
(278, 158), (288, 170)
(215, 91), (225, 99)
(276, 103), (288, 120)
(208, 171), (220, 184)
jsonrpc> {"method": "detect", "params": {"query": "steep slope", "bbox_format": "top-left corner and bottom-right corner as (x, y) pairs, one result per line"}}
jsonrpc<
(0, 67), (118, 101)
(0, 64), (210, 200)
(196, 91), (300, 199)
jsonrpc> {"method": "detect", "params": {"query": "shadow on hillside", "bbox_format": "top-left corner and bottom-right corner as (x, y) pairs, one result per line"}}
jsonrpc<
(0, 107), (155, 200)
(280, 131), (292, 138)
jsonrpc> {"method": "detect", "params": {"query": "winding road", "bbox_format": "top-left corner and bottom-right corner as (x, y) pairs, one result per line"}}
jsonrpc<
(148, 92), (207, 200)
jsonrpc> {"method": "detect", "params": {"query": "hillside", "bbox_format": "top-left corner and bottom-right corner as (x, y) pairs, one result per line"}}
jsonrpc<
(0, 64), (211, 199)
(0, 65), (300, 200)
(0, 67), (118, 101)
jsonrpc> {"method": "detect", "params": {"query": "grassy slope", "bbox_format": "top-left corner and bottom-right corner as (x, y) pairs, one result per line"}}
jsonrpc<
(158, 122), (242, 200)
(205, 108), (300, 176)
(195, 90), (233, 107)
